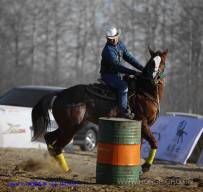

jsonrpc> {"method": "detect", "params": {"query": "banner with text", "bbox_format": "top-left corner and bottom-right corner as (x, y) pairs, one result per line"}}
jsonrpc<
(141, 115), (203, 164)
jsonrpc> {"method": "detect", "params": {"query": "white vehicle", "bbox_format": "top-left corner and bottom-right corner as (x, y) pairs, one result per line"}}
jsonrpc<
(0, 86), (64, 149)
(0, 86), (98, 151)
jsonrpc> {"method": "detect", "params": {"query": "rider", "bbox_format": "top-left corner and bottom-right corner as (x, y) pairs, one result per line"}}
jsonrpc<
(100, 26), (144, 119)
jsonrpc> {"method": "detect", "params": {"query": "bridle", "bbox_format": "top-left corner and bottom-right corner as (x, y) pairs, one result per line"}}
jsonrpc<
(153, 62), (167, 84)
(129, 60), (167, 116)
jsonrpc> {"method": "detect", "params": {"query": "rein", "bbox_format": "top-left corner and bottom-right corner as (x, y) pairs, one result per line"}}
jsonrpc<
(129, 70), (166, 118)
(130, 88), (160, 114)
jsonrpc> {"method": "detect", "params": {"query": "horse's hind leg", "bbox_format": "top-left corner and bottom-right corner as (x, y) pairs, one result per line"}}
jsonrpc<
(141, 119), (158, 173)
(47, 104), (87, 172)
(44, 129), (60, 146)
(53, 104), (87, 152)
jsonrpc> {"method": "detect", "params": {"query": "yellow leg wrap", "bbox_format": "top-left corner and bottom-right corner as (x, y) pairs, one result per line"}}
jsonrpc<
(54, 153), (70, 172)
(146, 149), (157, 165)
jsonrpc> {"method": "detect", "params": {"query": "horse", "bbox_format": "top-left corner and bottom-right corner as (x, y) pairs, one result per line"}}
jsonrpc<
(31, 47), (168, 173)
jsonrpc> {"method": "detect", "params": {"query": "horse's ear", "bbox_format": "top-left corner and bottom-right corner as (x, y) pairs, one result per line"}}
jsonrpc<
(148, 46), (154, 56)
(163, 49), (168, 55)
(162, 49), (168, 58)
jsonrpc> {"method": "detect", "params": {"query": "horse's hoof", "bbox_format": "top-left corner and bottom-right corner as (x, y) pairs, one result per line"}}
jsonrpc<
(142, 162), (151, 173)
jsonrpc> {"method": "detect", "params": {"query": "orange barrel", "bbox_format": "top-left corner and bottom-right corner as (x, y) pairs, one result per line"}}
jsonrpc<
(96, 117), (141, 185)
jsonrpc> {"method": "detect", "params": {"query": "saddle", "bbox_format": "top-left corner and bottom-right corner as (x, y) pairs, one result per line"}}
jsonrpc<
(86, 76), (156, 103)
(86, 79), (117, 101)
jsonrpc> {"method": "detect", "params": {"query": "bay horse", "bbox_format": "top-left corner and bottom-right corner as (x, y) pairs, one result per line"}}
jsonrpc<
(31, 47), (168, 173)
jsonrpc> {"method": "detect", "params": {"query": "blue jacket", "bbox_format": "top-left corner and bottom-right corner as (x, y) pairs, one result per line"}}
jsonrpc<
(100, 40), (143, 75)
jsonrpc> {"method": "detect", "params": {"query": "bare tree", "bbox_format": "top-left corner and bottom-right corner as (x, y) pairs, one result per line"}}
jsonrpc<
(0, 0), (202, 115)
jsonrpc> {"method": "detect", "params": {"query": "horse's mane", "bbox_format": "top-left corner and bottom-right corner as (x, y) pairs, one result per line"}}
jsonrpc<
(126, 75), (158, 99)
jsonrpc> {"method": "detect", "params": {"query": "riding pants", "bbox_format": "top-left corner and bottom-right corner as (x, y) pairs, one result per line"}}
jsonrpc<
(101, 73), (128, 113)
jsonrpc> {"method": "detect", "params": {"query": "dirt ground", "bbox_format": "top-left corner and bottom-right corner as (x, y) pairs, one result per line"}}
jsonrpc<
(0, 147), (202, 192)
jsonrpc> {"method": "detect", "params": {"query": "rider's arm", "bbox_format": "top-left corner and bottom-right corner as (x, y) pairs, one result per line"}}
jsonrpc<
(113, 60), (138, 75)
(121, 42), (144, 72)
(104, 47), (138, 75)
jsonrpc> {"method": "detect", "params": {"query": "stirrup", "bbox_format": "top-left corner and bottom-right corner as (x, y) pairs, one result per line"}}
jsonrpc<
(118, 112), (135, 120)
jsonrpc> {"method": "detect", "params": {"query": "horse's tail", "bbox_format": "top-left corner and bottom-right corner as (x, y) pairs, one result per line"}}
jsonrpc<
(31, 92), (57, 140)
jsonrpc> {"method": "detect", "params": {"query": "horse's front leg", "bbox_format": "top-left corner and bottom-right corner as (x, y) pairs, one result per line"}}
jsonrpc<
(141, 119), (158, 173)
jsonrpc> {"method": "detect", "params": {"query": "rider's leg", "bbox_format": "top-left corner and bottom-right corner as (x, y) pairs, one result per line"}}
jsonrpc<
(117, 80), (128, 113)
(101, 74), (134, 119)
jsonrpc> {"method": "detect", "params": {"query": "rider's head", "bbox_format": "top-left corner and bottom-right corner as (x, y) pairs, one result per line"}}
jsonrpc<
(105, 26), (119, 46)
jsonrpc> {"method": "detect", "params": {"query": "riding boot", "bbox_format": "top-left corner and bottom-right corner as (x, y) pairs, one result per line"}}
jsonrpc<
(118, 110), (135, 120)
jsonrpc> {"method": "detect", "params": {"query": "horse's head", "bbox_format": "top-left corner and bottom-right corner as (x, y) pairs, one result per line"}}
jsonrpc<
(142, 47), (168, 82)
(124, 48), (168, 94)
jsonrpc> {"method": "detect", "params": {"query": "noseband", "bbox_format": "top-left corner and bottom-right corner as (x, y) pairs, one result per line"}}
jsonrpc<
(153, 63), (166, 84)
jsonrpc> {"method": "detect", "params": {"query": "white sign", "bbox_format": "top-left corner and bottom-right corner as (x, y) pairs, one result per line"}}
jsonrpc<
(141, 115), (203, 164)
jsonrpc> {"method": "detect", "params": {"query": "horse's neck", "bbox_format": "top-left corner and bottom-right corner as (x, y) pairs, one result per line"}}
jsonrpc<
(138, 78), (157, 98)
(128, 78), (164, 101)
